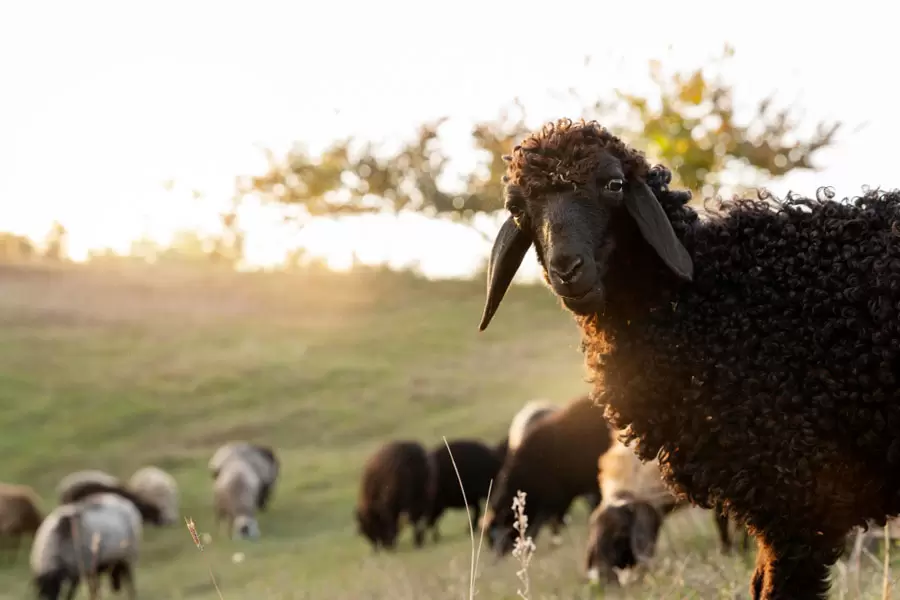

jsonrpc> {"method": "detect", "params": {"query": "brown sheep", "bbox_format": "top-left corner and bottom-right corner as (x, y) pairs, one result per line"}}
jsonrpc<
(484, 394), (613, 555)
(355, 440), (433, 551)
(0, 483), (44, 562)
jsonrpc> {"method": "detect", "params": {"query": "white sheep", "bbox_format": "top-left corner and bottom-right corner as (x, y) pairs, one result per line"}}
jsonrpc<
(31, 492), (142, 599)
(127, 466), (179, 526)
(209, 442), (279, 511)
(213, 457), (262, 540)
(56, 470), (120, 505)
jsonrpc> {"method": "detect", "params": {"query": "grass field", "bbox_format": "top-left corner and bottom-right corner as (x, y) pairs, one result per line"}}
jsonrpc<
(0, 261), (896, 599)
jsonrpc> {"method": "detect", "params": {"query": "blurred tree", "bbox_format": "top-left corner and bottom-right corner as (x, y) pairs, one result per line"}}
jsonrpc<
(0, 232), (36, 262)
(612, 45), (841, 195)
(245, 45), (843, 220)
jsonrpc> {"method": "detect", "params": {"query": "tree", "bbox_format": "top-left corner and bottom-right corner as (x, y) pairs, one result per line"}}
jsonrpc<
(611, 45), (842, 197)
(242, 46), (844, 221)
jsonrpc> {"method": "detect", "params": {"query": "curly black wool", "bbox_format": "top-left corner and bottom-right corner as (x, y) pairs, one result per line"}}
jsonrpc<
(580, 186), (900, 599)
(484, 119), (900, 600)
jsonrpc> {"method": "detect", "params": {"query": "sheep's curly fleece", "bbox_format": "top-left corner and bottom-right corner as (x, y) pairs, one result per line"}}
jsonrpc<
(502, 118), (900, 599)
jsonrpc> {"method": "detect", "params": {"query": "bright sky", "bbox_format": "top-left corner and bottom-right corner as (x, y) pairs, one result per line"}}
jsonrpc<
(1, 0), (897, 281)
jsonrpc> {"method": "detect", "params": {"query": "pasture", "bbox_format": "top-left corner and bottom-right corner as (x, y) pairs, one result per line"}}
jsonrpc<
(0, 262), (894, 599)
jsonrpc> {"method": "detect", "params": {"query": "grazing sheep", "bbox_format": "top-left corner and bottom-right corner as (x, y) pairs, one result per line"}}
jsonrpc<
(0, 483), (44, 560)
(585, 436), (748, 585)
(31, 492), (142, 600)
(476, 117), (900, 599)
(213, 458), (262, 540)
(484, 394), (613, 555)
(56, 470), (120, 504)
(355, 440), (433, 551)
(507, 399), (558, 452)
(425, 439), (502, 542)
(209, 442), (279, 511)
(128, 466), (179, 526)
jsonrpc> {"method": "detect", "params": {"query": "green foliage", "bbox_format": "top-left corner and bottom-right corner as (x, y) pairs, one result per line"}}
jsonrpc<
(243, 46), (843, 220)
(615, 45), (841, 193)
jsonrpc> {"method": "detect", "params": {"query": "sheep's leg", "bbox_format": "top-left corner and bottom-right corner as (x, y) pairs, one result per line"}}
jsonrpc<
(257, 483), (272, 512)
(114, 562), (137, 600)
(714, 511), (732, 554)
(64, 575), (80, 600)
(750, 537), (839, 600)
(426, 503), (443, 543)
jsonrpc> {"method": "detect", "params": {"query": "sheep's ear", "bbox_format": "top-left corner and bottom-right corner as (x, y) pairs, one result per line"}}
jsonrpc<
(624, 179), (694, 281)
(629, 502), (662, 561)
(478, 216), (533, 332)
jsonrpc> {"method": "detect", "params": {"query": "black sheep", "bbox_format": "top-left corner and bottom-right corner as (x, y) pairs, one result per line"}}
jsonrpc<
(425, 439), (503, 542)
(354, 440), (433, 551)
(477, 117), (900, 599)
(484, 394), (612, 555)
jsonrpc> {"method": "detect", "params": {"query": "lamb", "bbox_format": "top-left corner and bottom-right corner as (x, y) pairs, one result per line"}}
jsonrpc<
(57, 470), (120, 504)
(0, 483), (44, 561)
(483, 394), (613, 555)
(354, 440), (433, 551)
(127, 466), (179, 526)
(476, 117), (900, 599)
(584, 436), (748, 585)
(425, 439), (502, 542)
(213, 457), (262, 540)
(209, 442), (279, 511)
(31, 491), (143, 600)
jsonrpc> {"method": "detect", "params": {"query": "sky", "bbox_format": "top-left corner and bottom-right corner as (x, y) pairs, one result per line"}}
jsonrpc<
(0, 0), (897, 281)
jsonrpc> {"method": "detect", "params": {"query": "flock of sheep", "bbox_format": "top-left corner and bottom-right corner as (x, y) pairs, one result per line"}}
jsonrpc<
(5, 114), (900, 600)
(0, 441), (278, 599)
(354, 394), (750, 585)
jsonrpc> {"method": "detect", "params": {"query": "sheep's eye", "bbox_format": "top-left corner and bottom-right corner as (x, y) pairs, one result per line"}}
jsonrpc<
(606, 179), (624, 193)
(506, 202), (525, 218)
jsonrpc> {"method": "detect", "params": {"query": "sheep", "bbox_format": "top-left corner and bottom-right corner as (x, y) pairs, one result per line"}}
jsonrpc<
(483, 394), (613, 555)
(56, 470), (120, 505)
(209, 442), (279, 511)
(31, 491), (142, 600)
(354, 440), (433, 551)
(213, 457), (262, 540)
(507, 399), (558, 452)
(476, 117), (900, 599)
(0, 483), (44, 562)
(424, 439), (502, 542)
(127, 466), (179, 526)
(584, 436), (749, 585)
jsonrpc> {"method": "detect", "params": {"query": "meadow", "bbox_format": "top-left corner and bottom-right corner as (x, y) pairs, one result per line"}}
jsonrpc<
(0, 261), (895, 599)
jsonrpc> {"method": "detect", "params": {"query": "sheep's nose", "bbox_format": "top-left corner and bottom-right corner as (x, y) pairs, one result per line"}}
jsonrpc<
(549, 254), (584, 284)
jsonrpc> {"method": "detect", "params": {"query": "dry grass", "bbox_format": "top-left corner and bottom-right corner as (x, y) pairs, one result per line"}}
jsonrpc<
(0, 261), (897, 598)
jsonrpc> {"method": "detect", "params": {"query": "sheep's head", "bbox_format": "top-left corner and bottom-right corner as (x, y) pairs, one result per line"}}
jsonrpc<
(478, 118), (693, 330)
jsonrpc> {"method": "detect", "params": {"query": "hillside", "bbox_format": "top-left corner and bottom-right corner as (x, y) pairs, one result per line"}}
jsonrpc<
(0, 262), (892, 599)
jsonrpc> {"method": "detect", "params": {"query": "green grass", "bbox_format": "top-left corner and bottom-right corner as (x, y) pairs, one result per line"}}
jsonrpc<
(0, 261), (896, 599)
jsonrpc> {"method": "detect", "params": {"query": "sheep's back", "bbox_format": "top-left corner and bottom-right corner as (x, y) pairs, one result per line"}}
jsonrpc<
(57, 470), (120, 504)
(501, 395), (612, 505)
(593, 190), (900, 533)
(430, 440), (501, 505)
